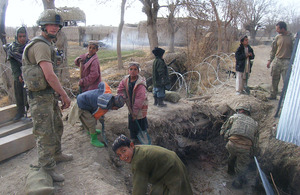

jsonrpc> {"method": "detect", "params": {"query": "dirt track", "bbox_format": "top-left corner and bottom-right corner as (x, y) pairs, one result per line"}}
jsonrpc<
(1, 45), (296, 195)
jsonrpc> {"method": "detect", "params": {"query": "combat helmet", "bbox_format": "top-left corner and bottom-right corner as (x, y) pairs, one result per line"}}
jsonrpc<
(37, 9), (64, 29)
(236, 104), (251, 113)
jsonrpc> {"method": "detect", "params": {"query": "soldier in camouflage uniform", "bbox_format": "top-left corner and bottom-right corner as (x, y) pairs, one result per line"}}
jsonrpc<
(220, 104), (258, 188)
(22, 9), (72, 182)
(267, 21), (294, 100)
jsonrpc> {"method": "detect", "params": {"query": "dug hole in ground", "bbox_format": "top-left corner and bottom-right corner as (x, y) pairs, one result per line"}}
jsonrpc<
(0, 45), (300, 195)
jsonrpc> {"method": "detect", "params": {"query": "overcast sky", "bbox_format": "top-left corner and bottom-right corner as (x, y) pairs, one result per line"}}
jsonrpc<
(6, 0), (147, 27)
(5, 0), (300, 28)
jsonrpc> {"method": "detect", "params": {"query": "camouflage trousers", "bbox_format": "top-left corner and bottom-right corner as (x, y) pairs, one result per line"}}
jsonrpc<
(226, 141), (251, 174)
(28, 92), (63, 170)
(79, 109), (97, 134)
(270, 57), (290, 98)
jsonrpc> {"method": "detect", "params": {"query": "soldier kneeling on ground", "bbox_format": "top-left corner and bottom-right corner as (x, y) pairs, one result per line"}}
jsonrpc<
(220, 104), (259, 189)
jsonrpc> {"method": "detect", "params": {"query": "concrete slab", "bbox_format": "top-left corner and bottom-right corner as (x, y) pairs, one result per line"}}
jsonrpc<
(0, 128), (35, 162)
(0, 104), (18, 124)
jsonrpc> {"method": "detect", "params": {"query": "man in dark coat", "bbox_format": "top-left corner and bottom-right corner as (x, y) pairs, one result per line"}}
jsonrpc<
(152, 47), (170, 107)
(235, 36), (255, 95)
(6, 26), (29, 120)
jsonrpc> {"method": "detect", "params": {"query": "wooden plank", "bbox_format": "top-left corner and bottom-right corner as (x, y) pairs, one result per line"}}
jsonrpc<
(0, 128), (35, 162)
(0, 104), (18, 124)
(0, 120), (33, 138)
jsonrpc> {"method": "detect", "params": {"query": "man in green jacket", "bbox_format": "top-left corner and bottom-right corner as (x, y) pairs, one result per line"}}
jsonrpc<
(112, 134), (193, 195)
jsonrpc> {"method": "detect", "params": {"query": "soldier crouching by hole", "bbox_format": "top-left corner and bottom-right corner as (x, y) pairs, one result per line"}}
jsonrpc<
(220, 104), (259, 189)
(112, 134), (193, 195)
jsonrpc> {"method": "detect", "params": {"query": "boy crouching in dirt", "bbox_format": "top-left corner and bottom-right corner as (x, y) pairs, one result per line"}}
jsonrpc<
(112, 134), (193, 195)
(77, 82), (125, 147)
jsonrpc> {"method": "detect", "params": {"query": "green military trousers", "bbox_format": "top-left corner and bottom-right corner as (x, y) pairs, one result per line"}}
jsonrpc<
(28, 92), (63, 170)
(226, 141), (251, 174)
(270, 57), (290, 98)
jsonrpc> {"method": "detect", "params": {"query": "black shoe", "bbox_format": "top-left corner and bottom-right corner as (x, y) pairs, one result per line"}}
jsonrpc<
(13, 112), (24, 121)
(154, 96), (158, 106)
(158, 98), (167, 107)
(267, 96), (276, 100)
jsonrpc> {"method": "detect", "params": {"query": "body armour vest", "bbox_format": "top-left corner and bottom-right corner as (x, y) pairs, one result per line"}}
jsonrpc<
(229, 113), (258, 143)
(22, 36), (58, 91)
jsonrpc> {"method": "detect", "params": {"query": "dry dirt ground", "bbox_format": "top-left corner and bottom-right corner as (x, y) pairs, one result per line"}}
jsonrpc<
(0, 45), (291, 195)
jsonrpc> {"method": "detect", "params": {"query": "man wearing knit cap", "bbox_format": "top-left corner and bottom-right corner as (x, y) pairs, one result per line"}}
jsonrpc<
(152, 47), (170, 107)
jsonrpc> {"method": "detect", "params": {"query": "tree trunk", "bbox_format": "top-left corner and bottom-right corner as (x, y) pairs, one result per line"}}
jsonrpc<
(0, 0), (14, 103)
(42, 0), (55, 9)
(249, 29), (257, 45)
(117, 0), (126, 69)
(140, 0), (159, 51)
(78, 26), (86, 46)
(55, 30), (70, 87)
(168, 4), (176, 53)
(209, 0), (223, 53)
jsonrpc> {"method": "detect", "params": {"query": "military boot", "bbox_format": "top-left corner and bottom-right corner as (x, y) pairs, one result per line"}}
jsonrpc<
(232, 175), (247, 189)
(158, 97), (167, 107)
(54, 153), (73, 163)
(46, 169), (65, 182)
(153, 96), (158, 106)
(90, 133), (105, 148)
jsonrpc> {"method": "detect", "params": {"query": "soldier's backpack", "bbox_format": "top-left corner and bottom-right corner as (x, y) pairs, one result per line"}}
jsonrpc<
(22, 36), (53, 91)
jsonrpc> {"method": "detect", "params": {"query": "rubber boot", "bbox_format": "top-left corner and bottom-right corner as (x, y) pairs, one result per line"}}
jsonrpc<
(54, 153), (73, 163)
(153, 96), (158, 106)
(90, 133), (105, 148)
(158, 97), (167, 107)
(96, 129), (101, 134)
(87, 129), (101, 135)
(46, 169), (65, 182)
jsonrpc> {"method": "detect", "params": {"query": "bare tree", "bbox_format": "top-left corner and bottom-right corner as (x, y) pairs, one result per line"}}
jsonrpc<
(185, 0), (239, 53)
(117, 0), (126, 69)
(0, 0), (14, 102)
(240, 0), (273, 45)
(161, 0), (182, 53)
(139, 0), (160, 51)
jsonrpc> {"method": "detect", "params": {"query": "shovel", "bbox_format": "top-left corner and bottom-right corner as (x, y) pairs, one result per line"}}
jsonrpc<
(99, 118), (108, 147)
(135, 120), (151, 145)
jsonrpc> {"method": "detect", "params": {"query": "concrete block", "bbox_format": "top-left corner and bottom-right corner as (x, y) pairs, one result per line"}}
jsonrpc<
(0, 128), (35, 162)
(0, 120), (33, 138)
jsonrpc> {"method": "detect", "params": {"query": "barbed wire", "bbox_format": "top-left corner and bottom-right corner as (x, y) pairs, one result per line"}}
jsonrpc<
(167, 52), (235, 97)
